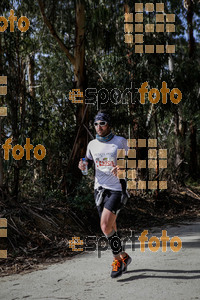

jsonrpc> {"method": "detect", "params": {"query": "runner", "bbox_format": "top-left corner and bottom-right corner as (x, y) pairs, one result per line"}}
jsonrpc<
(78, 111), (132, 278)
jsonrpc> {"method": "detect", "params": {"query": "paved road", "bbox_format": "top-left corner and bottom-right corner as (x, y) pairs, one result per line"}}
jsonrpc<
(0, 220), (200, 300)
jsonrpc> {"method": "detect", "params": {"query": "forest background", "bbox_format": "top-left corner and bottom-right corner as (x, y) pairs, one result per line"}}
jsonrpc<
(0, 0), (199, 275)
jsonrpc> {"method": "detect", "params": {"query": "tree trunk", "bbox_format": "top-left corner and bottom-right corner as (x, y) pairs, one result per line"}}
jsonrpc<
(28, 54), (35, 98)
(27, 53), (39, 182)
(38, 0), (88, 192)
(12, 32), (23, 200)
(185, 0), (197, 179)
(0, 118), (3, 187)
(0, 34), (4, 187)
(174, 109), (186, 183)
(189, 121), (197, 179)
(69, 0), (87, 171)
(185, 0), (195, 57)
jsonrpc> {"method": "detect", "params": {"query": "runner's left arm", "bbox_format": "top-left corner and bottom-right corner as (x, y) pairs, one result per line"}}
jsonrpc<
(119, 137), (129, 195)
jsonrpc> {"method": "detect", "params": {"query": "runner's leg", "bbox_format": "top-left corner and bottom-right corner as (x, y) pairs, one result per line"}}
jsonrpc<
(113, 221), (117, 232)
(112, 221), (126, 258)
(100, 207), (117, 235)
(100, 207), (122, 260)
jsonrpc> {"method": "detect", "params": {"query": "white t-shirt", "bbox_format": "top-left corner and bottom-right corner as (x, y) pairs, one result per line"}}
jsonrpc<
(86, 135), (128, 191)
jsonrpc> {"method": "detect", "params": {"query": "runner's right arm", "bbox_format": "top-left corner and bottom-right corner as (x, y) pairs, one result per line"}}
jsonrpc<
(78, 142), (94, 171)
(85, 142), (94, 169)
(85, 157), (93, 169)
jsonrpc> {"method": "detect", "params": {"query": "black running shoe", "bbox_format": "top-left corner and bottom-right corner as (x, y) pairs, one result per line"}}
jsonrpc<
(111, 259), (124, 278)
(121, 253), (132, 273)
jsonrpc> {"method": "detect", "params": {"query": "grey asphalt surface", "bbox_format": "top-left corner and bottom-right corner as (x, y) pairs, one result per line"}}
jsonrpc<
(0, 220), (200, 300)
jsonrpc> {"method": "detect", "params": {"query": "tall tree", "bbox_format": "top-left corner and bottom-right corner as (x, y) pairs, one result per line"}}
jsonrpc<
(185, 0), (198, 179)
(38, 0), (88, 190)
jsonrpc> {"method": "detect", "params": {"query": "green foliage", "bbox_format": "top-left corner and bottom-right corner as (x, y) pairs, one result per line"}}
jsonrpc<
(68, 171), (95, 212)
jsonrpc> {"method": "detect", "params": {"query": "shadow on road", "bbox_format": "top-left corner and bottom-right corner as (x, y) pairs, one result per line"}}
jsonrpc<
(117, 269), (200, 282)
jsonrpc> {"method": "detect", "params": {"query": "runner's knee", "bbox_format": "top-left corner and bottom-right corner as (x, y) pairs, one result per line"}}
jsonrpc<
(101, 222), (112, 235)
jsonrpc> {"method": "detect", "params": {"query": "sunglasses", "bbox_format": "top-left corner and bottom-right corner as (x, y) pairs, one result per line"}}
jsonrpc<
(94, 121), (107, 127)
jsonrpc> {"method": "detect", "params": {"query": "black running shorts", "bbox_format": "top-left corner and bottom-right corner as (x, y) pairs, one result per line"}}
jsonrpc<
(94, 189), (122, 218)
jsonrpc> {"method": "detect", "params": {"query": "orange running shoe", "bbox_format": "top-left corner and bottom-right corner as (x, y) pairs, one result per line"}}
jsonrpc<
(121, 253), (132, 273)
(111, 259), (124, 278)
